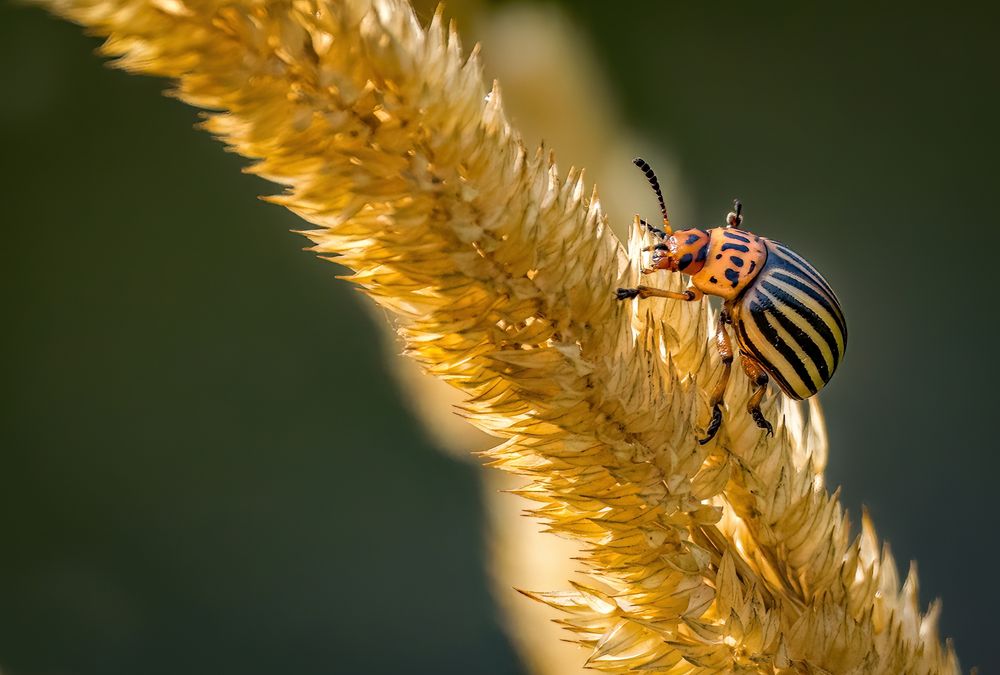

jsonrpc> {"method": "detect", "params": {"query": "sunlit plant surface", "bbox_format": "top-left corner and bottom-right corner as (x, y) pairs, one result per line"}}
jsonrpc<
(36, 0), (961, 672)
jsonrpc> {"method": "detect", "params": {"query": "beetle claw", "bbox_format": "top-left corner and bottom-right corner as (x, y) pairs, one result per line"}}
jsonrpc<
(750, 408), (774, 436)
(699, 404), (723, 444)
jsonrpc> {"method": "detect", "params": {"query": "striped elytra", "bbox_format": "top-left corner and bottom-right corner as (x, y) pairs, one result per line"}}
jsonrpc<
(732, 240), (847, 400)
(617, 157), (847, 442)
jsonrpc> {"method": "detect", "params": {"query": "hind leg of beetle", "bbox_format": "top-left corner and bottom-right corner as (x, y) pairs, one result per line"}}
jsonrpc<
(741, 353), (774, 436)
(615, 286), (703, 302)
(700, 313), (734, 444)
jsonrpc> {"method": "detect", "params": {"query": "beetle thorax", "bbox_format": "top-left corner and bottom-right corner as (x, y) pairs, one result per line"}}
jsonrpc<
(689, 228), (769, 301)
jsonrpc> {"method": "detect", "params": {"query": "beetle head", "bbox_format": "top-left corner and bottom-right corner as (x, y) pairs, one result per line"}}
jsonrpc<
(650, 228), (710, 275)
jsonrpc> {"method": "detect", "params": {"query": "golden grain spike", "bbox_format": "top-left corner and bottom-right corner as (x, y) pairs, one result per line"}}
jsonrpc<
(37, 0), (960, 672)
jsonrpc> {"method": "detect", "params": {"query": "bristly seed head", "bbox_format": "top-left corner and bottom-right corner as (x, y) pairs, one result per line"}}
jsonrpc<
(38, 0), (961, 672)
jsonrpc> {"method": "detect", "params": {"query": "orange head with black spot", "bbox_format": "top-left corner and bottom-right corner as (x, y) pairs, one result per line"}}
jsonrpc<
(650, 228), (711, 276)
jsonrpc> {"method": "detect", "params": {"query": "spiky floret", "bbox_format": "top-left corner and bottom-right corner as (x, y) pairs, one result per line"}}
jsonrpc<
(39, 0), (959, 672)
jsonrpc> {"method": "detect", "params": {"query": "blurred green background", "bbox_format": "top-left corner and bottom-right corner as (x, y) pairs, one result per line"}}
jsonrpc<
(1, 2), (997, 673)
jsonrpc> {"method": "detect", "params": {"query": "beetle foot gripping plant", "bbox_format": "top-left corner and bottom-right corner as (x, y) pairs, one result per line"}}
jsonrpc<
(40, 0), (961, 672)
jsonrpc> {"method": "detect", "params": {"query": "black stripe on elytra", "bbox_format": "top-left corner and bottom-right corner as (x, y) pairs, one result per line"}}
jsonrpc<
(773, 243), (838, 299)
(695, 244), (708, 263)
(770, 270), (847, 339)
(678, 253), (694, 271)
(736, 316), (801, 398)
(770, 246), (829, 292)
(723, 231), (751, 243)
(748, 297), (818, 397)
(721, 242), (750, 253)
(748, 260), (756, 274)
(765, 290), (831, 382)
(773, 243), (830, 285)
(730, 255), (744, 267)
(725, 268), (740, 287)
(761, 280), (841, 368)
(766, 248), (845, 324)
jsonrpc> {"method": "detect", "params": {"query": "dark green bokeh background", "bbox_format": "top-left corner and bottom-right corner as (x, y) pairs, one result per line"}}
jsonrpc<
(1, 2), (998, 673)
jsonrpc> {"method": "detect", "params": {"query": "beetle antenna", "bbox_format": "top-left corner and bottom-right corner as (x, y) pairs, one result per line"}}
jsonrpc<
(726, 199), (743, 228)
(632, 158), (671, 234)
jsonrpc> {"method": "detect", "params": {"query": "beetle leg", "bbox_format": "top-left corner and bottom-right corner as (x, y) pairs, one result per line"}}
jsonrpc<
(700, 313), (734, 445)
(615, 285), (703, 302)
(740, 353), (775, 436)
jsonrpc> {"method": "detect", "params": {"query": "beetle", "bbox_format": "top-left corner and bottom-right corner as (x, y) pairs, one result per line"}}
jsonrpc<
(617, 158), (847, 444)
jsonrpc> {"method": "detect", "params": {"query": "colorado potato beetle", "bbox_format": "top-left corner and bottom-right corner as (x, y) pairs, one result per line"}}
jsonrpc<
(617, 158), (847, 444)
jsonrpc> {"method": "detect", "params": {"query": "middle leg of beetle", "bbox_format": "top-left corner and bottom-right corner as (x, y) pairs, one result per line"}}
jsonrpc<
(741, 353), (775, 436)
(700, 310), (734, 445)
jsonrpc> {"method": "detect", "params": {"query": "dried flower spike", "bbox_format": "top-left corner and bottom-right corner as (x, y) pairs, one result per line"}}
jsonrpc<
(37, 0), (961, 672)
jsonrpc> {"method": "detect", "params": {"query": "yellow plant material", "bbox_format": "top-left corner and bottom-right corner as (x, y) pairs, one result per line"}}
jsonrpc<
(40, 0), (960, 672)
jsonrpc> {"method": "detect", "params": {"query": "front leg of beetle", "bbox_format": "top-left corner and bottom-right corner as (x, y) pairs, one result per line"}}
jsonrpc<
(615, 285), (704, 302)
(701, 310), (734, 444)
(740, 354), (775, 436)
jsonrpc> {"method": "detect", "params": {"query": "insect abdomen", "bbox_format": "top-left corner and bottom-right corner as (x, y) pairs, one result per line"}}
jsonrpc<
(733, 240), (847, 399)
